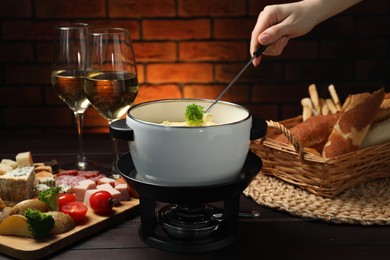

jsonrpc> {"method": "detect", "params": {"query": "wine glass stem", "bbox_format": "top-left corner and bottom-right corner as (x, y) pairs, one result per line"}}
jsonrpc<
(112, 137), (119, 175)
(109, 120), (120, 177)
(74, 112), (87, 169)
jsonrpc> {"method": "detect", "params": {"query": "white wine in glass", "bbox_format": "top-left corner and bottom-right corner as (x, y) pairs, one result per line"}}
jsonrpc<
(51, 23), (96, 170)
(84, 28), (138, 175)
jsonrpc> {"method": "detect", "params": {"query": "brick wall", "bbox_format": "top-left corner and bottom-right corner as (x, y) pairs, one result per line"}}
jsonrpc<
(0, 0), (389, 134)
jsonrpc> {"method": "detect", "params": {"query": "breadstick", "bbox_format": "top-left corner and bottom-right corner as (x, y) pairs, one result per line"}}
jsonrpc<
(328, 84), (342, 111)
(308, 84), (320, 115)
(301, 98), (313, 121)
(320, 98), (329, 115)
(326, 99), (338, 114)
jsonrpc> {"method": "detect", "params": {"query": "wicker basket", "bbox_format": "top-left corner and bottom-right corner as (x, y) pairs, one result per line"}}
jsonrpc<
(251, 116), (390, 197)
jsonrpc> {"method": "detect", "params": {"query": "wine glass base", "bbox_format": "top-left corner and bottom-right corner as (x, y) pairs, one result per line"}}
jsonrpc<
(60, 160), (101, 171)
(77, 161), (89, 171)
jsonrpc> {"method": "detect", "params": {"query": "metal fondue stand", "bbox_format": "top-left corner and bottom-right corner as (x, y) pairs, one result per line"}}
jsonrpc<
(116, 151), (262, 253)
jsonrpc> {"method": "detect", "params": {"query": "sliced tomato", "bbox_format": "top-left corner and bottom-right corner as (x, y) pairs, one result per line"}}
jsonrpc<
(89, 190), (114, 214)
(58, 193), (77, 208)
(60, 201), (88, 222)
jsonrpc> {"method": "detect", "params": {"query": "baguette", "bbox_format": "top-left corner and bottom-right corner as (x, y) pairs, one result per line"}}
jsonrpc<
(373, 93), (390, 123)
(322, 88), (385, 158)
(361, 118), (390, 148)
(274, 113), (340, 149)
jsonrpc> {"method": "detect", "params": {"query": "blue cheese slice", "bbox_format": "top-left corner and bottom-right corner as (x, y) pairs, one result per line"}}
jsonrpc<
(0, 166), (35, 203)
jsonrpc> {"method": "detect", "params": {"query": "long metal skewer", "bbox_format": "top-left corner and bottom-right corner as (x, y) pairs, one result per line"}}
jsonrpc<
(204, 45), (268, 113)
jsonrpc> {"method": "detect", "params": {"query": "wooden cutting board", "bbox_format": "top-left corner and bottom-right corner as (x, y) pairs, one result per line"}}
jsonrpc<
(0, 199), (139, 259)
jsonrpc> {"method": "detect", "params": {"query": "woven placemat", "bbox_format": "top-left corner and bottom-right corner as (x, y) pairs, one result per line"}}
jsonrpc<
(243, 173), (390, 225)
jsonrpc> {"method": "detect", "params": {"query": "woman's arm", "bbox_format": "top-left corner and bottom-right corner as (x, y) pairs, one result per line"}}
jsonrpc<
(250, 0), (363, 66)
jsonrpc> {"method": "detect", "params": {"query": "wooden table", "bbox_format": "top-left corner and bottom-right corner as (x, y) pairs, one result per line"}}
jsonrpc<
(1, 133), (390, 259)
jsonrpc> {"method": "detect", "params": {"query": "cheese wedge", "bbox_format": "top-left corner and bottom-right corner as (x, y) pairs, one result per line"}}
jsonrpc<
(0, 166), (35, 202)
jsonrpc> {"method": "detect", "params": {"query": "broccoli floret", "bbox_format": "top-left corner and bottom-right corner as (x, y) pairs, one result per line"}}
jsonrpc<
(38, 186), (61, 211)
(185, 104), (204, 126)
(25, 208), (55, 238)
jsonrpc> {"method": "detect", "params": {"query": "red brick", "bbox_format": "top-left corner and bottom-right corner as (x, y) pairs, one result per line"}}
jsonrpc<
(146, 63), (213, 83)
(0, 0), (31, 17)
(2, 21), (60, 40)
(214, 18), (255, 39)
(245, 104), (279, 121)
(0, 43), (34, 62)
(133, 42), (177, 62)
(143, 19), (210, 40)
(3, 107), (73, 127)
(179, 0), (246, 16)
(279, 40), (318, 60)
(4, 64), (51, 85)
(134, 84), (182, 104)
(180, 41), (248, 61)
(35, 0), (106, 18)
(285, 61), (355, 82)
(183, 84), (250, 103)
(320, 39), (387, 59)
(307, 16), (355, 38)
(356, 60), (390, 81)
(36, 42), (52, 63)
(281, 104), (302, 120)
(344, 0), (390, 14)
(215, 61), (283, 83)
(35, 41), (53, 63)
(357, 16), (390, 36)
(0, 86), (42, 105)
(109, 0), (176, 18)
(136, 64), (145, 84)
(84, 20), (141, 40)
(248, 0), (291, 16)
(251, 84), (308, 103)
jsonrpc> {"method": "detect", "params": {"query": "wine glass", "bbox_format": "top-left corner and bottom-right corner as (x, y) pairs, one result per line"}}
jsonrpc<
(51, 23), (97, 170)
(84, 28), (138, 175)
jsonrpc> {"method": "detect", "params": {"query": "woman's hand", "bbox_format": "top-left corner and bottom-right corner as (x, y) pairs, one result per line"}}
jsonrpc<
(250, 0), (363, 66)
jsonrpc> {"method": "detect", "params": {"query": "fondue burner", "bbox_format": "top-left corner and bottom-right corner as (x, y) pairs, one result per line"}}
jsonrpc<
(116, 152), (262, 253)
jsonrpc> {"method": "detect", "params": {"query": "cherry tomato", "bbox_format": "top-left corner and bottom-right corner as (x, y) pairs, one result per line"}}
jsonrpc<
(58, 193), (77, 208)
(60, 201), (88, 222)
(89, 190), (114, 214)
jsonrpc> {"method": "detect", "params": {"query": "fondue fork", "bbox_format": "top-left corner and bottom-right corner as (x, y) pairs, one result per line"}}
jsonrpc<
(204, 45), (268, 114)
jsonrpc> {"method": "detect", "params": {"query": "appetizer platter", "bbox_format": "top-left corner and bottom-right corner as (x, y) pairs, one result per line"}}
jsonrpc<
(0, 152), (139, 259)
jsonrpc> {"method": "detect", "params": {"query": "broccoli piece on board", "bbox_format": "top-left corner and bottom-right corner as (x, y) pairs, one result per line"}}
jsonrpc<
(38, 186), (61, 211)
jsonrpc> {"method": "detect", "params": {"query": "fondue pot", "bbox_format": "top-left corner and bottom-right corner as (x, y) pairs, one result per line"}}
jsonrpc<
(110, 98), (266, 186)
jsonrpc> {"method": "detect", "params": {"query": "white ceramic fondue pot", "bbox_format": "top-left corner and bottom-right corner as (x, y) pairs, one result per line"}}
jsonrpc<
(110, 99), (266, 187)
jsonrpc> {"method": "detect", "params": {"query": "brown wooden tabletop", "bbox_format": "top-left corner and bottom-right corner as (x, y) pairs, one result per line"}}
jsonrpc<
(1, 133), (390, 259)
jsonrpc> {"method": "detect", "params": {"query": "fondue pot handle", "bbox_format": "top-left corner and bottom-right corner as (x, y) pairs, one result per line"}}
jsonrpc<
(109, 119), (134, 141)
(250, 119), (267, 140)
